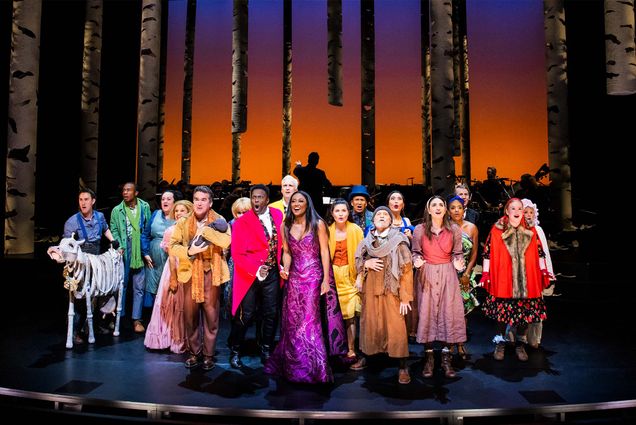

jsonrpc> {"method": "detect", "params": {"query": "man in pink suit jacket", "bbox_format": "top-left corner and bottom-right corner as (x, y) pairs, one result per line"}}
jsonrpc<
(228, 184), (283, 369)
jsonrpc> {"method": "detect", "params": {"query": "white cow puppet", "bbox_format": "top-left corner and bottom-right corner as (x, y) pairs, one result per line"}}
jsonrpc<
(47, 235), (124, 348)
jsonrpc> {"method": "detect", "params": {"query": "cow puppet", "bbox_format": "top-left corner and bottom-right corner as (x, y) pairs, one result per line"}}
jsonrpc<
(47, 235), (124, 348)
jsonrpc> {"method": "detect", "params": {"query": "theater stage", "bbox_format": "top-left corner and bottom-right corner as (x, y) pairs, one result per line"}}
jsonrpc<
(1, 248), (635, 424)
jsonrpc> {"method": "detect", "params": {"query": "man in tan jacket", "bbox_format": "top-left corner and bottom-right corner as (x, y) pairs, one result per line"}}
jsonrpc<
(170, 186), (230, 370)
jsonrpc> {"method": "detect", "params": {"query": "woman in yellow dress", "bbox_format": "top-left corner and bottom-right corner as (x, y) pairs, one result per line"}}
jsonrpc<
(328, 198), (364, 359)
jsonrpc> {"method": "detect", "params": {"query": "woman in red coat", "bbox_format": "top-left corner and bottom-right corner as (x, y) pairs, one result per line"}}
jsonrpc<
(480, 198), (551, 362)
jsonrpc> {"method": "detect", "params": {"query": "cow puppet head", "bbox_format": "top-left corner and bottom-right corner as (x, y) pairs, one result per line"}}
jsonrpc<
(47, 234), (85, 263)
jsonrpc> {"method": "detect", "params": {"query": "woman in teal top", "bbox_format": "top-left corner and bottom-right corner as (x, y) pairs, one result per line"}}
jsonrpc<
(144, 191), (176, 306)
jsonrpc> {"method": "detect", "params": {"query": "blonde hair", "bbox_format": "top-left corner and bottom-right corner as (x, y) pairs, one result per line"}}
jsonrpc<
(231, 197), (251, 218)
(171, 200), (194, 220)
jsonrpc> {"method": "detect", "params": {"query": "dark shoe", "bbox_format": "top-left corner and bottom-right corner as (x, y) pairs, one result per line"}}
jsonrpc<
(493, 343), (505, 361)
(441, 350), (456, 378)
(398, 368), (411, 384)
(515, 344), (528, 362)
(202, 356), (215, 371)
(229, 348), (243, 369)
(422, 350), (435, 378)
(185, 354), (200, 369)
(350, 357), (367, 371)
(260, 345), (271, 363)
(73, 334), (85, 345)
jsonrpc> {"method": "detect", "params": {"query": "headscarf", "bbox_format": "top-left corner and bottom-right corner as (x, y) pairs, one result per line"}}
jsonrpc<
(521, 198), (539, 226)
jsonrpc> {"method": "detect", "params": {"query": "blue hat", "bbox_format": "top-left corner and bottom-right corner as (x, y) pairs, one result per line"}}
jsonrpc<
(349, 185), (370, 202)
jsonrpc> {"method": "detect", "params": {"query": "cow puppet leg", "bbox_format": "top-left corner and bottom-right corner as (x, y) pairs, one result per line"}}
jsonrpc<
(86, 292), (95, 344)
(114, 283), (123, 337)
(66, 293), (75, 349)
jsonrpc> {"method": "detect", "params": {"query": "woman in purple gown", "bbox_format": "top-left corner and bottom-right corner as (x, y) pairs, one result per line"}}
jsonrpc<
(264, 191), (347, 384)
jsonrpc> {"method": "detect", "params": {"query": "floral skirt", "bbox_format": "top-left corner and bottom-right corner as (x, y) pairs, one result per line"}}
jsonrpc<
(482, 295), (546, 326)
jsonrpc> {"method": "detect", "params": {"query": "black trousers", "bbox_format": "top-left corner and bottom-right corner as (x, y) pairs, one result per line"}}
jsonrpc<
(228, 269), (279, 349)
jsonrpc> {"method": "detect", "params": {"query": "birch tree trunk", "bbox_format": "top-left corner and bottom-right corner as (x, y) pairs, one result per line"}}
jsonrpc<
(457, 0), (471, 184)
(80, 0), (103, 192)
(4, 0), (42, 255)
(604, 0), (636, 95)
(451, 0), (461, 157)
(282, 0), (292, 177)
(361, 0), (375, 187)
(181, 0), (196, 184)
(157, 0), (169, 183)
(430, 0), (455, 195)
(137, 0), (162, 200)
(231, 0), (248, 184)
(328, 0), (343, 106)
(421, 0), (432, 187)
(545, 0), (572, 229)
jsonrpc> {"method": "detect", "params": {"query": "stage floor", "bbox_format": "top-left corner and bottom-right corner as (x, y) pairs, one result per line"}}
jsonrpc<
(1, 253), (635, 423)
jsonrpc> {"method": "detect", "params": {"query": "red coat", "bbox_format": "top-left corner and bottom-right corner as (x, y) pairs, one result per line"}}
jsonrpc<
(230, 208), (283, 315)
(484, 224), (547, 299)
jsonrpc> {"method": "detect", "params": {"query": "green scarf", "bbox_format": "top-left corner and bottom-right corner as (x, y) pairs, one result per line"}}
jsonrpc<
(124, 203), (143, 269)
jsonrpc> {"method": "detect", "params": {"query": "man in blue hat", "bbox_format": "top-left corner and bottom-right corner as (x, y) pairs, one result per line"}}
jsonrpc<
(349, 185), (374, 235)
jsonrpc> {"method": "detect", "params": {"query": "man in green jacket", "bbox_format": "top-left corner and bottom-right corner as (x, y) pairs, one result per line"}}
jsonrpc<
(110, 182), (152, 333)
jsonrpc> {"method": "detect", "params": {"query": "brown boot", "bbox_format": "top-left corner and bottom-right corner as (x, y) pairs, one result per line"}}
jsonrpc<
(398, 368), (411, 384)
(493, 343), (505, 361)
(441, 349), (456, 378)
(422, 350), (435, 378)
(457, 343), (469, 360)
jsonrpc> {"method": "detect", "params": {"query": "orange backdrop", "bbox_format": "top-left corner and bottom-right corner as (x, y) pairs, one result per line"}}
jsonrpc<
(162, 0), (547, 187)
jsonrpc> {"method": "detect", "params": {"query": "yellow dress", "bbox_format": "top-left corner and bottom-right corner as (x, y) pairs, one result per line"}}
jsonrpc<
(333, 240), (360, 319)
(328, 222), (364, 320)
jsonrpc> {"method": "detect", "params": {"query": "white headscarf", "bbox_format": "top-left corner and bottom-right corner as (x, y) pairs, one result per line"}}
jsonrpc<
(521, 199), (554, 279)
(521, 198), (539, 226)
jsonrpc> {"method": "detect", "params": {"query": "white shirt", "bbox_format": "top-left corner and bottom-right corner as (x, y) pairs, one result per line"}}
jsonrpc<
(258, 208), (273, 237)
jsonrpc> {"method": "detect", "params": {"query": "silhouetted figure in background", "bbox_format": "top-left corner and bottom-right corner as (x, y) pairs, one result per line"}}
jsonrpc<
(294, 152), (331, 216)
(479, 167), (507, 209)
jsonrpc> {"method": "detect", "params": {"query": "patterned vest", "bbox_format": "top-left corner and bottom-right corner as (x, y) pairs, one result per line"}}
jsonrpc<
(259, 213), (278, 268)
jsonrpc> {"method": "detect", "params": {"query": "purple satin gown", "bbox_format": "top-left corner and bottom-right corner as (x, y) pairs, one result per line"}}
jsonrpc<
(264, 232), (347, 384)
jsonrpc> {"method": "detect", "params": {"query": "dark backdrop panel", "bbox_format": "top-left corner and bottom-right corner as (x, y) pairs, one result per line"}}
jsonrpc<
(565, 0), (633, 262)
(35, 0), (86, 237)
(98, 0), (141, 214)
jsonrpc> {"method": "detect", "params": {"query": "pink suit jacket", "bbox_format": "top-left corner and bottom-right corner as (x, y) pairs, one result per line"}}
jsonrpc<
(230, 207), (283, 315)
